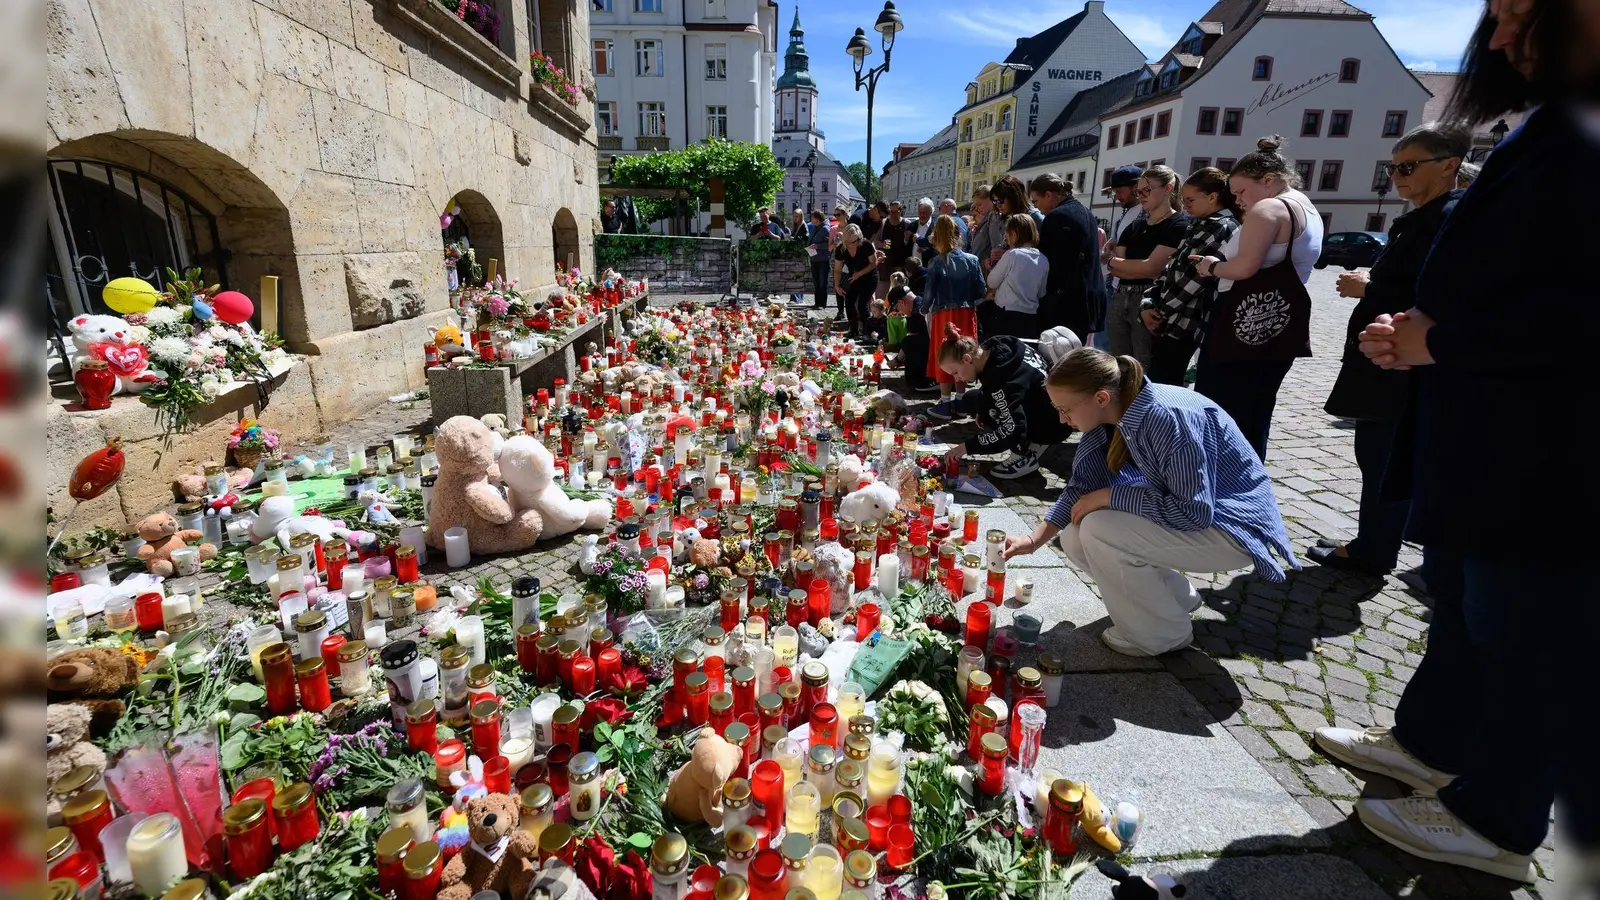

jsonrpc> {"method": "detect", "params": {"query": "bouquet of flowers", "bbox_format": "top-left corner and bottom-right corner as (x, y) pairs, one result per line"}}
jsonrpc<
(227, 419), (280, 468)
(530, 50), (582, 105)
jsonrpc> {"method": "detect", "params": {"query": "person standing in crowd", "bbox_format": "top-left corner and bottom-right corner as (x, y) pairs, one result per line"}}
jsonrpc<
(1030, 173), (1108, 340)
(1002, 348), (1295, 656)
(1189, 137), (1323, 460)
(851, 201), (888, 246)
(807, 210), (833, 310)
(982, 214), (1049, 340)
(832, 223), (878, 337)
(1101, 166), (1145, 289)
(969, 184), (1006, 275)
(1139, 168), (1241, 386)
(790, 208), (808, 242)
(601, 199), (623, 234)
(1104, 166), (1189, 367)
(920, 216), (985, 420)
(1309, 124), (1468, 576)
(938, 198), (970, 244)
(991, 175), (1043, 230)
(752, 207), (787, 239)
(1326, 0), (1598, 880)
(937, 324), (1067, 479)
(892, 260), (936, 393)
(910, 198), (936, 256)
(878, 201), (916, 299)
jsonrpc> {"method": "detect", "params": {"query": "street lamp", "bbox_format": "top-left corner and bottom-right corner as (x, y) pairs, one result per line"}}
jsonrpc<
(1490, 118), (1509, 147)
(1373, 176), (1390, 230)
(805, 148), (818, 214)
(847, 1), (903, 206)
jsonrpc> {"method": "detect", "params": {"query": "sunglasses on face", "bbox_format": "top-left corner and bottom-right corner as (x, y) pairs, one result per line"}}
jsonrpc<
(1136, 187), (1154, 197)
(1384, 156), (1455, 177)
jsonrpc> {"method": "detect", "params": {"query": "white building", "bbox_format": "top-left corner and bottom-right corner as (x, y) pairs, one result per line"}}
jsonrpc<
(882, 121), (959, 210)
(770, 8), (862, 217)
(1089, 0), (1431, 234)
(591, 0), (779, 168)
(1008, 69), (1142, 201)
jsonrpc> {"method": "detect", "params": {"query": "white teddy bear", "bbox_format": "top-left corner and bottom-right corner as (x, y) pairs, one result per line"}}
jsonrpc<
(250, 494), (370, 547)
(497, 434), (612, 540)
(65, 313), (156, 395)
(840, 481), (901, 527)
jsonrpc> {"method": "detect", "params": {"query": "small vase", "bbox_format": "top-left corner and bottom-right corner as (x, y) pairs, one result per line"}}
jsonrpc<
(74, 360), (116, 410)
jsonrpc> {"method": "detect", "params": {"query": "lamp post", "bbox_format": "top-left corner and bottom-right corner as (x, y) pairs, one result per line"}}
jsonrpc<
(1373, 178), (1390, 230)
(1491, 118), (1509, 147)
(846, 1), (903, 207)
(806, 148), (818, 214)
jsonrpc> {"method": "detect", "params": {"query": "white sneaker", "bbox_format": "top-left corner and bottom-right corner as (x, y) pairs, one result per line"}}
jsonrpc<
(1099, 626), (1188, 657)
(1357, 795), (1535, 883)
(1313, 726), (1456, 796)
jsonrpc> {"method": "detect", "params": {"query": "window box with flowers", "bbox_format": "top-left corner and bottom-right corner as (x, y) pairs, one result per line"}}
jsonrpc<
(530, 51), (594, 137)
(388, 0), (523, 90)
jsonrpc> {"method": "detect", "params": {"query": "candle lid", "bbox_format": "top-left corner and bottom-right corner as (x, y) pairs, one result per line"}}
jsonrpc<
(60, 789), (109, 824)
(160, 879), (209, 900)
(980, 732), (1008, 757)
(535, 634), (560, 652)
(845, 849), (876, 882)
(569, 751), (600, 780)
(807, 744), (836, 769)
(51, 765), (99, 798)
(520, 783), (554, 815)
(800, 661), (828, 686)
(223, 797), (268, 834)
(516, 623), (541, 640)
(971, 703), (998, 726)
(714, 875), (751, 900)
(387, 777), (426, 811)
(650, 832), (688, 870)
(176, 501), (204, 516)
(552, 703), (580, 726)
(848, 714), (875, 735)
(1050, 778), (1085, 812)
(701, 626), (727, 645)
(374, 575), (398, 591)
(838, 815), (869, 848)
(470, 699), (502, 723)
(724, 825), (757, 855)
(685, 672), (709, 694)
(338, 641), (368, 662)
(294, 657), (326, 677)
(1036, 652), (1064, 676)
(129, 812), (182, 846)
(724, 721), (751, 746)
(468, 663), (497, 687)
(375, 826), (415, 863)
(709, 692), (734, 714)
(1015, 666), (1043, 689)
(289, 532), (318, 549)
(381, 640), (418, 669)
(435, 739), (466, 765)
(967, 671), (992, 690)
(732, 665), (756, 684)
(843, 734), (871, 761)
(779, 833), (811, 866)
(835, 759), (863, 786)
(778, 682), (801, 701)
(272, 782), (314, 814)
(405, 699), (436, 724)
(276, 554), (303, 572)
(402, 841), (442, 876)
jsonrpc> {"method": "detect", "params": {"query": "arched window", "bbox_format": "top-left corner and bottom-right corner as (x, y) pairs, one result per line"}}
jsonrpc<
(999, 106), (1012, 130)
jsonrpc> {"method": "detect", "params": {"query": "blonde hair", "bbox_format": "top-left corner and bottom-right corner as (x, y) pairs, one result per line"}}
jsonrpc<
(1231, 135), (1302, 189)
(931, 215), (961, 255)
(890, 271), (907, 288)
(1004, 213), (1038, 246)
(1141, 166), (1182, 212)
(869, 298), (887, 315)
(843, 223), (865, 243)
(1046, 348), (1144, 474)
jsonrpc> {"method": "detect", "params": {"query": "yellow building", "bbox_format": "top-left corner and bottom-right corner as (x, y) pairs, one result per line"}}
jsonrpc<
(950, 1), (1145, 205)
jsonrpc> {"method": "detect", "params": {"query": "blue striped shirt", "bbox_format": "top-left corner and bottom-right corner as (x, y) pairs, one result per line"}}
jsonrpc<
(1046, 381), (1298, 580)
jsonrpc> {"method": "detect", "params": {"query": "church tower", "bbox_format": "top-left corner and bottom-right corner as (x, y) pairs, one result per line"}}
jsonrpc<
(775, 8), (821, 150)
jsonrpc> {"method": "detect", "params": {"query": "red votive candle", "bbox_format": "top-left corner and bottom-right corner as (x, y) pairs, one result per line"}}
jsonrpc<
(596, 647), (622, 688)
(483, 755), (511, 794)
(865, 804), (892, 852)
(965, 601), (992, 649)
(571, 656), (596, 696)
(887, 824), (915, 870)
(856, 602), (881, 639)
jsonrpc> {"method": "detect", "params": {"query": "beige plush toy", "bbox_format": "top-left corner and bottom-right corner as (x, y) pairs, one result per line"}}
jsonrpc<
(497, 435), (611, 539)
(437, 793), (539, 900)
(426, 416), (543, 556)
(664, 730), (743, 826)
(135, 512), (217, 577)
(47, 704), (108, 820)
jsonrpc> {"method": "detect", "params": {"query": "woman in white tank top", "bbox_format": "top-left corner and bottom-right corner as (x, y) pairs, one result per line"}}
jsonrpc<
(1189, 136), (1324, 459)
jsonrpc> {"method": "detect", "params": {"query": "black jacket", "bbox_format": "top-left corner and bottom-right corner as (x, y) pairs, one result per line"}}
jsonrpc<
(1038, 198), (1108, 336)
(1394, 105), (1597, 557)
(962, 335), (1067, 454)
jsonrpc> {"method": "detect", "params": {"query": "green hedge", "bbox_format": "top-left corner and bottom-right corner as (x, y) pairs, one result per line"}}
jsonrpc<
(595, 234), (688, 268)
(737, 239), (809, 265)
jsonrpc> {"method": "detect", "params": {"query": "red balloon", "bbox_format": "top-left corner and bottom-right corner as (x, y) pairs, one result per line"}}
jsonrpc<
(70, 437), (125, 501)
(211, 290), (254, 325)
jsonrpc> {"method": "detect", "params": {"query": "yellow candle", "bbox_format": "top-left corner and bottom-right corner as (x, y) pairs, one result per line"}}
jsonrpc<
(774, 738), (804, 795)
(803, 845), (844, 900)
(836, 682), (866, 725)
(771, 626), (799, 670)
(785, 781), (821, 840)
(865, 746), (901, 807)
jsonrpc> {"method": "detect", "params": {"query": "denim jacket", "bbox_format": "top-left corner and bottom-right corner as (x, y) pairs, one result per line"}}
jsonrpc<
(919, 250), (986, 314)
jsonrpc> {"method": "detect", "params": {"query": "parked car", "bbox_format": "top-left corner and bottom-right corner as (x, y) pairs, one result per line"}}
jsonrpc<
(1315, 231), (1387, 269)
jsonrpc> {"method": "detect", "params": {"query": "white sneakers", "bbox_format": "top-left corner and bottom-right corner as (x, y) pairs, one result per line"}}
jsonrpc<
(1099, 626), (1191, 657)
(1357, 796), (1535, 882)
(1313, 726), (1456, 796)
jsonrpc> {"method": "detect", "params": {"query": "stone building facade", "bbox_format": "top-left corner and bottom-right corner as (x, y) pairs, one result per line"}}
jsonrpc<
(47, 0), (601, 524)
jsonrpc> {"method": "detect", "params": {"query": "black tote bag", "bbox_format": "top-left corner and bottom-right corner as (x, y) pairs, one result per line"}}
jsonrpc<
(1208, 198), (1313, 363)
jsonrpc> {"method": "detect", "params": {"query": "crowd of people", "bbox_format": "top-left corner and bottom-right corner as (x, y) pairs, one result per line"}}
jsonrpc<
(779, 0), (1597, 886)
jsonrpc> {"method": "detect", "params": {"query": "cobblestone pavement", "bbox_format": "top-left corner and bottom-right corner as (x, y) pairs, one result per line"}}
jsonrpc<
(278, 273), (1549, 898)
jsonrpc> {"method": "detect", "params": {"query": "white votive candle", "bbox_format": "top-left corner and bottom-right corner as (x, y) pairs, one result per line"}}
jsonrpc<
(364, 619), (387, 648)
(444, 527), (471, 567)
(876, 554), (900, 600)
(126, 812), (188, 897)
(645, 571), (667, 609)
(455, 614), (485, 666)
(341, 565), (367, 596)
(399, 525), (428, 566)
(160, 594), (192, 625)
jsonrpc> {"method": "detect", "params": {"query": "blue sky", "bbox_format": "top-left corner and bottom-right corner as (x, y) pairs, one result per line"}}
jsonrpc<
(790, 0), (1485, 170)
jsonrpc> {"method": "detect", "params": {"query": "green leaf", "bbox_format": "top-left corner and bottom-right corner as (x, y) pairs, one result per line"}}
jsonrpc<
(230, 712), (261, 732)
(626, 832), (653, 850)
(227, 683), (266, 706)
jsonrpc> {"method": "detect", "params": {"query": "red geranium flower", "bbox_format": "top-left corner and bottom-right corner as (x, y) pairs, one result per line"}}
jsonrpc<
(582, 696), (633, 731)
(575, 836), (615, 898)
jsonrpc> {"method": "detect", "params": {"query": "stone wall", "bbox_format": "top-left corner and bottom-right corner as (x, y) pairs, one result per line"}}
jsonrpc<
(595, 235), (733, 295)
(737, 241), (813, 295)
(46, 0), (602, 527)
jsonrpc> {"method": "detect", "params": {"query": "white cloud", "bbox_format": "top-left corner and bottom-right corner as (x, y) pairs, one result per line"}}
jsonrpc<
(1110, 12), (1181, 59)
(1366, 0), (1481, 68)
(1408, 60), (1441, 71)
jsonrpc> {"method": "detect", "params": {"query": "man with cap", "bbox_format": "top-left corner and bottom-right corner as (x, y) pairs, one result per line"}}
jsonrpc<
(1102, 166), (1146, 292)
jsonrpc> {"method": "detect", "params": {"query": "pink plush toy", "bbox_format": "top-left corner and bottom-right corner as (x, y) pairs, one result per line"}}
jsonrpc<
(427, 416), (543, 555)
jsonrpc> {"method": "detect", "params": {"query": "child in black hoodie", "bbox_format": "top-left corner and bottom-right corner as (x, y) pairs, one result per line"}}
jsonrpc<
(936, 323), (1068, 479)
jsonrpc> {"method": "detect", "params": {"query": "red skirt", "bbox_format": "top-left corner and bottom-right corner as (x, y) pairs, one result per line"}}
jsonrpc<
(928, 307), (979, 384)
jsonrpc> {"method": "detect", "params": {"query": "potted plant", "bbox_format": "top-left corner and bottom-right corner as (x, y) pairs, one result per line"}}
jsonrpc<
(227, 419), (279, 469)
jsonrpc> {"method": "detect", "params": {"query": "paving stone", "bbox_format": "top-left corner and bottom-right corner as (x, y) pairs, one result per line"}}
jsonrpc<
(1268, 729), (1314, 761)
(1041, 674), (1320, 855)
(1261, 759), (1310, 796)
(1322, 661), (1368, 687)
(973, 567), (1162, 674)
(1304, 763), (1359, 797)
(1298, 795), (1349, 828)
(1068, 853), (1390, 900)
(1331, 697), (1376, 726)
(1243, 677), (1288, 702)
(1237, 699), (1286, 729)
(969, 505), (1066, 568)
(1284, 704), (1330, 734)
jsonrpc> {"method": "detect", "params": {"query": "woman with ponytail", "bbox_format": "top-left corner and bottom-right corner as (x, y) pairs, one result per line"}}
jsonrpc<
(935, 321), (1065, 480)
(1002, 348), (1295, 656)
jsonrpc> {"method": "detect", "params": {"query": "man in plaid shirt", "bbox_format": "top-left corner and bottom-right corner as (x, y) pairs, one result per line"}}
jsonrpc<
(1139, 202), (1240, 386)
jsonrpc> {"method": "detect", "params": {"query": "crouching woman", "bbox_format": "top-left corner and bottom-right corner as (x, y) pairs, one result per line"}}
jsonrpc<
(1003, 348), (1297, 656)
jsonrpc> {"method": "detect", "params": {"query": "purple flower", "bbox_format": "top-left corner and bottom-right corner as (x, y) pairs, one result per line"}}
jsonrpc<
(693, 573), (709, 590)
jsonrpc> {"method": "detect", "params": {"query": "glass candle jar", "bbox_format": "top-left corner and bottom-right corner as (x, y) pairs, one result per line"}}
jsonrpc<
(778, 683), (802, 730)
(864, 747), (901, 808)
(294, 658), (332, 713)
(61, 790), (113, 863)
(375, 826), (414, 897)
(809, 702), (839, 752)
(386, 778), (431, 844)
(338, 641), (371, 698)
(223, 798), (274, 880)
(955, 645), (985, 698)
(569, 751), (602, 821)
(978, 733), (1008, 796)
(844, 850), (876, 896)
(1012, 703), (1046, 773)
(650, 833), (690, 897)
(401, 841), (443, 900)
(685, 673), (711, 727)
(1009, 667), (1046, 756)
(963, 601), (991, 651)
(803, 844), (843, 900)
(749, 849), (786, 900)
(750, 760), (785, 834)
(965, 671), (993, 710)
(126, 813), (188, 898)
(785, 782), (821, 840)
(551, 703), (581, 755)
(1045, 779), (1083, 857)
(771, 626), (799, 670)
(967, 703), (999, 763)
(806, 745), (837, 805)
(104, 596), (137, 634)
(1037, 652), (1065, 708)
(710, 691), (735, 737)
(434, 740), (466, 790)
(722, 777), (753, 834)
(757, 694), (784, 735)
(780, 833), (812, 892)
(260, 643), (297, 716)
(834, 762), (864, 809)
(519, 783), (554, 843)
(272, 783), (319, 851)
(724, 826), (758, 880)
(404, 700), (438, 755)
(515, 624), (541, 672)
(470, 699), (503, 760)
(731, 666), (758, 721)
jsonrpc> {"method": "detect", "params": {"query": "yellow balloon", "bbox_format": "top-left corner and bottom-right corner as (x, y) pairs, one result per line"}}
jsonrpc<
(102, 277), (160, 314)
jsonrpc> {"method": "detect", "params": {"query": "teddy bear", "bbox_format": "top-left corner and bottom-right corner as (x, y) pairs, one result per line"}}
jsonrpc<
(689, 538), (721, 570)
(134, 512), (217, 577)
(428, 416), (543, 555)
(249, 494), (368, 548)
(1096, 860), (1186, 899)
(664, 730), (742, 827)
(47, 646), (141, 737)
(171, 463), (255, 504)
(809, 541), (856, 615)
(47, 704), (108, 821)
(437, 792), (539, 900)
(498, 435), (611, 540)
(429, 323), (467, 359)
(66, 313), (157, 395)
(839, 482), (900, 529)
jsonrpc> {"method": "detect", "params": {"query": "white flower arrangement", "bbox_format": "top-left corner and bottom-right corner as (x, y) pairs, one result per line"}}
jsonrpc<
(149, 335), (193, 367)
(143, 306), (184, 328)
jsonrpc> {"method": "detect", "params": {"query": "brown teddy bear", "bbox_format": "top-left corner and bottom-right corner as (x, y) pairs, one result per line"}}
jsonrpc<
(689, 538), (721, 570)
(170, 464), (254, 504)
(426, 417), (542, 556)
(134, 512), (217, 577)
(437, 793), (539, 900)
(663, 730), (742, 826)
(47, 704), (108, 820)
(47, 646), (141, 736)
